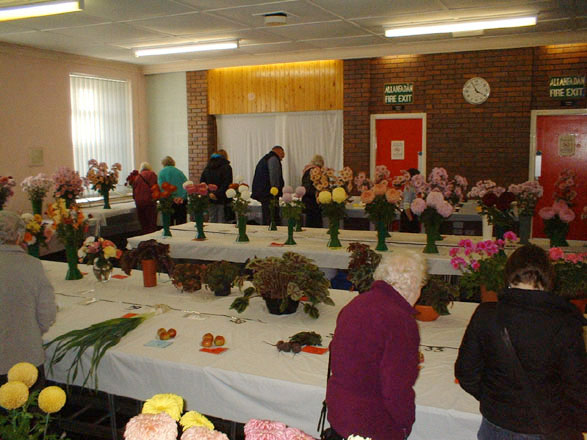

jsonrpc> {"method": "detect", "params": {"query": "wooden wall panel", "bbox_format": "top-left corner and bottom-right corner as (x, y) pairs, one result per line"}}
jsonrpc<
(208, 60), (343, 114)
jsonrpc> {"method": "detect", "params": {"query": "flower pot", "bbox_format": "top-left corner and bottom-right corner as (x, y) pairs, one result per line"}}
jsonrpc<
(264, 297), (299, 315)
(414, 305), (439, 322)
(194, 211), (206, 240)
(482, 215), (493, 241)
(142, 259), (157, 287)
(93, 259), (113, 282)
(375, 220), (388, 252)
(100, 189), (111, 209)
(518, 214), (532, 245)
(236, 215), (249, 242)
(284, 217), (296, 245)
(161, 212), (172, 237)
(480, 285), (498, 303)
(31, 198), (43, 215)
(214, 285), (231, 297)
(570, 298), (587, 314)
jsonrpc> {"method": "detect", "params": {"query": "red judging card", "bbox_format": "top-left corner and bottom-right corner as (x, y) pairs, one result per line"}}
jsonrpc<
(112, 274), (128, 279)
(121, 313), (137, 318)
(200, 347), (228, 354)
(302, 346), (328, 355)
(270, 242), (285, 247)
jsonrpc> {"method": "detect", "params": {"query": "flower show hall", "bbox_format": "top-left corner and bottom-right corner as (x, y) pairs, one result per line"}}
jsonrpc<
(43, 260), (480, 439)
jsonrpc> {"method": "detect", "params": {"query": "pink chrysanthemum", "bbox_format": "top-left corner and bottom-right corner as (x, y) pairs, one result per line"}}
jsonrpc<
(410, 198), (426, 216)
(284, 427), (314, 439)
(558, 208), (576, 223)
(181, 426), (229, 440)
(124, 413), (177, 440)
(244, 419), (288, 440)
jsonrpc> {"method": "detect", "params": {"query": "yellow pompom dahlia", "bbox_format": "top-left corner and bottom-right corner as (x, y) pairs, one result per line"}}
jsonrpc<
(38, 386), (67, 413)
(0, 381), (29, 410)
(7, 362), (38, 388)
(318, 191), (332, 204)
(332, 187), (347, 203)
(270, 187), (279, 196)
(180, 410), (214, 431)
(142, 393), (184, 421)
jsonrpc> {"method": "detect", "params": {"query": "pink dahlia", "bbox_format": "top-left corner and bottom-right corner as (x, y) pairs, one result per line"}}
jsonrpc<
(552, 200), (568, 213)
(538, 207), (556, 220)
(295, 186), (306, 198)
(124, 413), (177, 440)
(181, 426), (229, 440)
(559, 208), (576, 223)
(410, 198), (426, 216)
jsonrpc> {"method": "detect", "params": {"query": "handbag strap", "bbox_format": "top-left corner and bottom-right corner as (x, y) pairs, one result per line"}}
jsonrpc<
(317, 350), (332, 434)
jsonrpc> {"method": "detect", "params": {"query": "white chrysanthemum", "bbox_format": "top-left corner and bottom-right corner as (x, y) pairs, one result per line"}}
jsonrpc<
(238, 185), (248, 193)
(241, 191), (251, 201)
(21, 213), (34, 223)
(234, 175), (244, 183)
(225, 188), (236, 199)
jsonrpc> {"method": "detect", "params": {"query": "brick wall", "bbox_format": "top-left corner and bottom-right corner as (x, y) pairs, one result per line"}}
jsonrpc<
(186, 70), (217, 181)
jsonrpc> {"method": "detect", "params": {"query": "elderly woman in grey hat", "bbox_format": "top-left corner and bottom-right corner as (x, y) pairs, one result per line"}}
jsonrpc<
(0, 210), (56, 387)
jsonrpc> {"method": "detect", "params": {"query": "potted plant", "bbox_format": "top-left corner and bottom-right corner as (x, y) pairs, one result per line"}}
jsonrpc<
(548, 247), (587, 313)
(230, 252), (334, 318)
(172, 263), (206, 293)
(414, 276), (460, 321)
(203, 260), (241, 296)
(120, 239), (174, 287)
(346, 242), (382, 293)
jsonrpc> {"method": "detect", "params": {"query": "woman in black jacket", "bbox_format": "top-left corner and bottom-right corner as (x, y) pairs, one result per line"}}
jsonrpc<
(200, 149), (233, 223)
(455, 244), (587, 440)
(301, 154), (324, 228)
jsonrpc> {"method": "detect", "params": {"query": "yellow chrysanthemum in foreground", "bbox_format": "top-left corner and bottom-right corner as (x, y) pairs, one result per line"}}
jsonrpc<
(180, 410), (214, 431)
(38, 386), (66, 413)
(332, 187), (347, 203)
(270, 187), (279, 196)
(318, 191), (332, 204)
(142, 393), (184, 421)
(7, 362), (38, 388)
(0, 381), (29, 410)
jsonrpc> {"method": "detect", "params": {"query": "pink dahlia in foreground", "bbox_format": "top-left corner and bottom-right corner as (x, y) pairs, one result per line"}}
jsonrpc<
(244, 419), (287, 439)
(124, 413), (177, 440)
(283, 427), (314, 439)
(181, 426), (229, 440)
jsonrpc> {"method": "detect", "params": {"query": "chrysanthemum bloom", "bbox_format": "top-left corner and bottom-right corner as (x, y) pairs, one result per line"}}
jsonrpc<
(360, 190), (375, 204)
(181, 426), (229, 440)
(7, 362), (38, 388)
(332, 187), (347, 203)
(270, 187), (279, 196)
(410, 198), (426, 215)
(142, 393), (183, 421)
(244, 419), (288, 439)
(180, 410), (214, 431)
(385, 188), (401, 204)
(0, 381), (29, 410)
(38, 386), (66, 413)
(284, 427), (314, 439)
(124, 413), (178, 440)
(317, 191), (332, 204)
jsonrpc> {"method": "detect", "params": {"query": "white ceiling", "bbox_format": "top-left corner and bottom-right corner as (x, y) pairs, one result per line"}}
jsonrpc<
(1, 0), (585, 73)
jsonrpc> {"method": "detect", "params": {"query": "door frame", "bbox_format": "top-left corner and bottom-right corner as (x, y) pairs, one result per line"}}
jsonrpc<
(529, 108), (587, 179)
(369, 113), (427, 179)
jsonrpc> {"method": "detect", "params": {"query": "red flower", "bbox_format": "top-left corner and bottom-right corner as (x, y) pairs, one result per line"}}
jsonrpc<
(496, 191), (515, 211)
(482, 192), (498, 207)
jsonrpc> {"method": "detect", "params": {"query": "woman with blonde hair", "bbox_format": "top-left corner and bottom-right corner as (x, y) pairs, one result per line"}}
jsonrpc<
(301, 154), (324, 228)
(128, 162), (158, 234)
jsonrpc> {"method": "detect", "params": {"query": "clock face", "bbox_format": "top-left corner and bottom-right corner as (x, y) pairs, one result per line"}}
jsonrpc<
(462, 77), (490, 104)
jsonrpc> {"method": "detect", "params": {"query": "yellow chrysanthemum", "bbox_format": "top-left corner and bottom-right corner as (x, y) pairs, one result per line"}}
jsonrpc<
(38, 386), (66, 414)
(142, 393), (184, 421)
(7, 362), (38, 388)
(332, 187), (347, 203)
(103, 246), (117, 259)
(270, 187), (279, 196)
(318, 191), (332, 204)
(0, 381), (29, 410)
(180, 411), (214, 431)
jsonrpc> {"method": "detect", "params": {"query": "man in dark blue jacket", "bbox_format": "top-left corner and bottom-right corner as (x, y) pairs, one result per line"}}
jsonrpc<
(252, 146), (285, 225)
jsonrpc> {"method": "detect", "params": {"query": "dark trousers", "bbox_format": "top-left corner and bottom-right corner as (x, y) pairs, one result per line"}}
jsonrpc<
(136, 203), (158, 234)
(261, 200), (281, 226)
(171, 200), (188, 225)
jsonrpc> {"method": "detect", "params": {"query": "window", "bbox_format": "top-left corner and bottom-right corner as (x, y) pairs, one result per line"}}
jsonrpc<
(69, 74), (134, 196)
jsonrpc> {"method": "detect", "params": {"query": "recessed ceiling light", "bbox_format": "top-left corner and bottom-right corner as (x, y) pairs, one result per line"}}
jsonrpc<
(133, 40), (239, 57)
(0, 0), (83, 22)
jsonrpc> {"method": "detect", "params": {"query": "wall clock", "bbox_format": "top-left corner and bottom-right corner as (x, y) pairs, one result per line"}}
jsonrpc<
(462, 77), (490, 104)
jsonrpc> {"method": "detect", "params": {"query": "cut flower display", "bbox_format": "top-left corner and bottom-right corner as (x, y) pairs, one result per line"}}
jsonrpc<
(539, 200), (576, 247)
(52, 167), (86, 203)
(21, 213), (54, 249)
(21, 173), (53, 202)
(78, 236), (122, 264)
(86, 159), (121, 193)
(185, 181), (218, 214)
(508, 180), (543, 216)
(225, 180), (251, 216)
(0, 175), (16, 209)
(152, 182), (179, 214)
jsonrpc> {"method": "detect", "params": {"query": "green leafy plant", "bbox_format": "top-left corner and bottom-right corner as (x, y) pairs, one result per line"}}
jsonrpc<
(203, 260), (241, 293)
(417, 276), (460, 315)
(230, 252), (334, 318)
(172, 263), (206, 292)
(120, 239), (175, 276)
(346, 242), (382, 293)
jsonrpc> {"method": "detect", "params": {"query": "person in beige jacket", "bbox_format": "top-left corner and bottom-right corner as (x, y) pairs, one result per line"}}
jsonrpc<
(0, 210), (56, 387)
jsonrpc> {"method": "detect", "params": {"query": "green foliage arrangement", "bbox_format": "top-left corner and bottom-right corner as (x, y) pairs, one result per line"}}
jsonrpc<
(346, 242), (382, 293)
(203, 260), (241, 293)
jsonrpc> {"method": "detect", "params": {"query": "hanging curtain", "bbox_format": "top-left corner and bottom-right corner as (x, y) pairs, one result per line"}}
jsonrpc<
(216, 110), (343, 187)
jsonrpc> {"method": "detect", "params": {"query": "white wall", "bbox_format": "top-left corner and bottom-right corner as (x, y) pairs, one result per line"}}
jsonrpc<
(146, 72), (189, 176)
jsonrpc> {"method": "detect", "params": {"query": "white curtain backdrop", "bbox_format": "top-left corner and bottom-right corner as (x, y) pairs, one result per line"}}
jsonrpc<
(216, 111), (343, 187)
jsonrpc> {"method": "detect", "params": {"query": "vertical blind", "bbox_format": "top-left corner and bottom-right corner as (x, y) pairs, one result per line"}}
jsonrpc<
(69, 74), (134, 194)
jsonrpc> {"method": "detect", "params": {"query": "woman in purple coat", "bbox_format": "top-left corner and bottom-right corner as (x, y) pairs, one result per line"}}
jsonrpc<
(326, 250), (427, 440)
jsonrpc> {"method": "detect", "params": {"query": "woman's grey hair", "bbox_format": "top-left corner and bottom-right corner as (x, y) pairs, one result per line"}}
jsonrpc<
(140, 162), (152, 171)
(373, 250), (428, 302)
(161, 156), (175, 167)
(311, 154), (324, 167)
(0, 210), (25, 244)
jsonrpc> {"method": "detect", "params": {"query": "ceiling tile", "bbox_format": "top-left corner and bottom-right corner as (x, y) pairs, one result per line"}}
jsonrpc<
(82, 0), (197, 22)
(312, 0), (444, 19)
(264, 20), (370, 40)
(132, 12), (243, 36)
(303, 35), (386, 49)
(238, 40), (318, 54)
(0, 30), (100, 51)
(5, 13), (110, 32)
(51, 23), (166, 44)
(176, 0), (297, 11)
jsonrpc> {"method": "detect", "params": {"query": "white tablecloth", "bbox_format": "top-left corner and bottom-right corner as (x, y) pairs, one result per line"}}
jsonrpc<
(43, 260), (481, 439)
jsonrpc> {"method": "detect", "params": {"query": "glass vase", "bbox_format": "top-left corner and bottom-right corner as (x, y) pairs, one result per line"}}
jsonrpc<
(194, 211), (206, 240)
(100, 189), (111, 209)
(284, 217), (296, 245)
(93, 258), (113, 282)
(28, 242), (40, 258)
(65, 238), (83, 280)
(236, 215), (249, 242)
(518, 214), (532, 245)
(327, 218), (342, 248)
(31, 198), (43, 215)
(423, 221), (439, 254)
(375, 220), (388, 251)
(162, 212), (172, 237)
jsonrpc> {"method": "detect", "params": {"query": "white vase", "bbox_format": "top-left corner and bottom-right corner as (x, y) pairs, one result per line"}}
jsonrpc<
(482, 215), (493, 241)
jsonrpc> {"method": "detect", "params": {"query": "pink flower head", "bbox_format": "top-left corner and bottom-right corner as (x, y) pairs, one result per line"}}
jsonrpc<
(282, 186), (294, 195)
(470, 259), (480, 271)
(451, 256), (466, 270)
(181, 426), (229, 440)
(538, 207), (556, 220)
(208, 184), (218, 192)
(426, 191), (444, 208)
(373, 183), (387, 196)
(503, 231), (518, 242)
(410, 198), (426, 215)
(282, 193), (293, 203)
(559, 208), (576, 223)
(284, 427), (314, 440)
(385, 188), (401, 204)
(360, 190), (375, 204)
(295, 186), (306, 198)
(124, 413), (177, 440)
(552, 200), (568, 214)
(458, 239), (473, 249)
(244, 419), (287, 439)
(449, 247), (460, 257)
(411, 174), (426, 189)
(185, 184), (198, 195)
(548, 247), (565, 261)
(564, 253), (580, 264)
(476, 241), (488, 252)
(436, 201), (453, 218)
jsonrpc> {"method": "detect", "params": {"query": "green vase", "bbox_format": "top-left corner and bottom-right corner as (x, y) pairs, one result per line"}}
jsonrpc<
(236, 215), (249, 242)
(100, 189), (111, 209)
(268, 201), (277, 231)
(375, 220), (388, 251)
(518, 214), (532, 245)
(65, 238), (83, 280)
(28, 242), (40, 258)
(194, 211), (206, 240)
(327, 219), (342, 248)
(63, 197), (74, 209)
(284, 217), (296, 245)
(162, 212), (172, 237)
(31, 198), (43, 215)
(548, 224), (569, 247)
(423, 221), (439, 254)
(295, 215), (303, 232)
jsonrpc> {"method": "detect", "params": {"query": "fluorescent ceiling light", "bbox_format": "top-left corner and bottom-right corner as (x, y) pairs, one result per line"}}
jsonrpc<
(0, 0), (82, 22)
(134, 41), (239, 57)
(385, 16), (536, 38)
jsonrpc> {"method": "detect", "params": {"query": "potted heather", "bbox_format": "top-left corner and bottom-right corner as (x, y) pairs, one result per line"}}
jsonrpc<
(121, 239), (175, 287)
(230, 252), (334, 318)
(203, 260), (241, 296)
(346, 242), (382, 293)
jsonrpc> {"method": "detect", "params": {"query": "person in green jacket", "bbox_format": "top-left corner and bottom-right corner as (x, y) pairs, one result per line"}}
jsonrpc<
(158, 156), (188, 225)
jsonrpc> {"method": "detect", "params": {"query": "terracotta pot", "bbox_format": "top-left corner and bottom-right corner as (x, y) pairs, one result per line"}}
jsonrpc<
(414, 305), (439, 322)
(142, 259), (157, 287)
(570, 298), (587, 314)
(480, 285), (498, 303)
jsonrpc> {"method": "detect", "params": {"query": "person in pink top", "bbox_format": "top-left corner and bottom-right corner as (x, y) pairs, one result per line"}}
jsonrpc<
(129, 162), (158, 234)
(326, 250), (427, 440)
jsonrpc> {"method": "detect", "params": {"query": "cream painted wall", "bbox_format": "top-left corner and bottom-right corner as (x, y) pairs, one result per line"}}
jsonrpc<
(146, 72), (188, 176)
(0, 43), (147, 214)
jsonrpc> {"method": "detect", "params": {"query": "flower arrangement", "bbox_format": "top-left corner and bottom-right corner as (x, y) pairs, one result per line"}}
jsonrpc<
(172, 263), (206, 293)
(450, 232), (519, 295)
(538, 200), (576, 247)
(317, 186), (348, 248)
(0, 363), (68, 440)
(125, 169), (139, 186)
(78, 236), (122, 264)
(86, 159), (121, 193)
(310, 166), (354, 194)
(410, 167), (467, 206)
(230, 252), (334, 318)
(508, 180), (544, 216)
(124, 393), (228, 440)
(360, 180), (402, 224)
(410, 191), (454, 253)
(21, 213), (53, 251)
(280, 186), (306, 220)
(467, 179), (505, 201)
(548, 247), (586, 299)
(0, 175), (16, 209)
(479, 191), (516, 230)
(21, 173), (53, 202)
(120, 239), (175, 277)
(553, 168), (577, 207)
(346, 242), (382, 293)
(225, 180), (251, 217)
(203, 261), (241, 296)
(152, 182), (179, 215)
(46, 199), (87, 244)
(52, 167), (86, 203)
(185, 181), (218, 214)
(244, 419), (314, 440)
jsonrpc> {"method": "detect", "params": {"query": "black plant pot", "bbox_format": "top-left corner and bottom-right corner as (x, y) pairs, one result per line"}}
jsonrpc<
(214, 284), (231, 296)
(264, 297), (299, 315)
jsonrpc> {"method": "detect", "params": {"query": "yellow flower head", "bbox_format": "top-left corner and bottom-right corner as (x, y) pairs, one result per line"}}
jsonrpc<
(0, 381), (29, 410)
(103, 246), (117, 259)
(180, 410), (214, 431)
(332, 187), (347, 203)
(38, 386), (66, 413)
(318, 191), (332, 204)
(142, 393), (184, 421)
(7, 362), (38, 388)
(270, 187), (279, 196)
